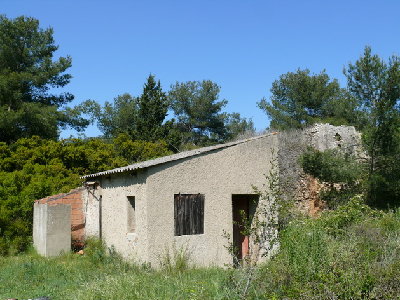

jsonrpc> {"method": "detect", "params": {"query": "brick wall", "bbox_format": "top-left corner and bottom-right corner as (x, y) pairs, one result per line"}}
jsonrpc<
(36, 187), (85, 249)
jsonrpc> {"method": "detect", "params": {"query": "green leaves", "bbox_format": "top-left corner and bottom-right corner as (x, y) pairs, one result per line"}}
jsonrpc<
(168, 80), (229, 145)
(135, 75), (169, 142)
(258, 69), (353, 130)
(92, 77), (251, 150)
(0, 15), (90, 143)
(93, 75), (169, 142)
(300, 147), (363, 184)
(345, 46), (400, 207)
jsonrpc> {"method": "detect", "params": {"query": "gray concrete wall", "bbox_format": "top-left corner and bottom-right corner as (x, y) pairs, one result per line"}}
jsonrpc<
(83, 188), (101, 238)
(145, 135), (278, 267)
(91, 170), (149, 263)
(304, 123), (362, 153)
(33, 203), (71, 257)
(33, 202), (47, 256)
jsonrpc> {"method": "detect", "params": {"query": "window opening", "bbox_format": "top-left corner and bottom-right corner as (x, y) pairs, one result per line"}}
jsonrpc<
(127, 196), (136, 233)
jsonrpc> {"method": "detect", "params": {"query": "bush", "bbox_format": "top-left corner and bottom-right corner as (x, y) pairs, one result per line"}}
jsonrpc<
(300, 147), (364, 208)
(300, 147), (363, 184)
(256, 200), (400, 299)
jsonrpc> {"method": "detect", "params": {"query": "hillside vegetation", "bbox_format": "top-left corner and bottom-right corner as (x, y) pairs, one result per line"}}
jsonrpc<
(1, 200), (399, 299)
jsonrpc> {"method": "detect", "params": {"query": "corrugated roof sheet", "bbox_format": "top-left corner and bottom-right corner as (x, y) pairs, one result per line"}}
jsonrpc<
(82, 134), (271, 179)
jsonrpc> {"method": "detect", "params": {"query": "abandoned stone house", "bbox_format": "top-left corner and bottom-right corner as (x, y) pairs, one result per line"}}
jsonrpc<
(33, 124), (361, 266)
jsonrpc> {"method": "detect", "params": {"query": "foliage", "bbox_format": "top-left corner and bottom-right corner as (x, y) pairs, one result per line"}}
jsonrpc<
(90, 93), (138, 139)
(0, 252), (228, 300)
(168, 80), (229, 145)
(258, 69), (358, 130)
(300, 147), (364, 208)
(92, 78), (253, 149)
(257, 201), (400, 299)
(113, 133), (172, 164)
(300, 147), (363, 184)
(0, 15), (89, 143)
(159, 242), (191, 273)
(224, 112), (256, 141)
(345, 46), (400, 207)
(135, 74), (169, 142)
(0, 135), (170, 255)
(91, 75), (169, 142)
(316, 196), (382, 236)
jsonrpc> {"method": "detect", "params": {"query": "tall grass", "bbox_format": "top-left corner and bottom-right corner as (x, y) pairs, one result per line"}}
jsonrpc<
(1, 200), (399, 299)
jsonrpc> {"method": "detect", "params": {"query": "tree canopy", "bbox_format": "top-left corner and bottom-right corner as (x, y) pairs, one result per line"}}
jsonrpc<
(135, 75), (169, 141)
(92, 93), (138, 139)
(168, 80), (229, 145)
(345, 46), (400, 207)
(258, 69), (358, 130)
(0, 15), (88, 143)
(92, 75), (170, 142)
(224, 112), (255, 140)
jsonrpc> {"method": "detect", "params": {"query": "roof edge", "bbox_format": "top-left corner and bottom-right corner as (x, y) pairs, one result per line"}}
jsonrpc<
(82, 134), (273, 179)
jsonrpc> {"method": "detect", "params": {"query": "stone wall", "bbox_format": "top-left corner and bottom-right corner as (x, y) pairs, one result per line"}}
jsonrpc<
(278, 124), (363, 215)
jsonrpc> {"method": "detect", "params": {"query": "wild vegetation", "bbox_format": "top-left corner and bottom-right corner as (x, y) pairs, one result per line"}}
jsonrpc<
(1, 14), (400, 299)
(1, 201), (399, 299)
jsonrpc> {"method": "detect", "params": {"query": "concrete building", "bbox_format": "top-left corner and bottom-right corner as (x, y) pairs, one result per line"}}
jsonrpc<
(83, 134), (279, 267)
(81, 124), (362, 267)
(33, 123), (362, 265)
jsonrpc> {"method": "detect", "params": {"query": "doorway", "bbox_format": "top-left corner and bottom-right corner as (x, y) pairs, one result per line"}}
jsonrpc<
(232, 194), (258, 263)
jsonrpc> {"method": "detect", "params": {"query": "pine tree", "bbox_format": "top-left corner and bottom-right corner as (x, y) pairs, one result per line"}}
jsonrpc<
(135, 75), (169, 141)
(0, 15), (88, 143)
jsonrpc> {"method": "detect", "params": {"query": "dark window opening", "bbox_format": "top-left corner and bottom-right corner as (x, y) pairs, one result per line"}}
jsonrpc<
(127, 196), (136, 233)
(174, 194), (204, 236)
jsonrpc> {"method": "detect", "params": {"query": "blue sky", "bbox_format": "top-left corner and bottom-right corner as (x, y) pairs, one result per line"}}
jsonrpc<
(3, 0), (400, 137)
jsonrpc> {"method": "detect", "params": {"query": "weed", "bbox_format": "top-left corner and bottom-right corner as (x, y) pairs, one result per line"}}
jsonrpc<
(159, 242), (191, 273)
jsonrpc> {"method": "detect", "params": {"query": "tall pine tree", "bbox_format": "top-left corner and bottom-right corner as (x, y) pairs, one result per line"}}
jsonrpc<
(0, 15), (89, 143)
(135, 75), (169, 141)
(345, 46), (400, 207)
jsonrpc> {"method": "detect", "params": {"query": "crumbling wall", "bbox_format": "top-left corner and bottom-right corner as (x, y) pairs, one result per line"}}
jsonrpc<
(278, 124), (362, 215)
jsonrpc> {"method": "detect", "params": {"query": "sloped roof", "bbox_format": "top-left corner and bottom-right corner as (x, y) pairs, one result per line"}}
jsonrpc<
(82, 134), (271, 179)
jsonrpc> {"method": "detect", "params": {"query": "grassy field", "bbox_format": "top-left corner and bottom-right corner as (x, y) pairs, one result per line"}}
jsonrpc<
(0, 250), (229, 300)
(1, 199), (400, 300)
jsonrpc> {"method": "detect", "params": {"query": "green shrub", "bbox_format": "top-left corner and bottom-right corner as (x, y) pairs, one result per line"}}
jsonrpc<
(255, 199), (400, 299)
(317, 196), (382, 236)
(300, 147), (363, 184)
(300, 147), (364, 208)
